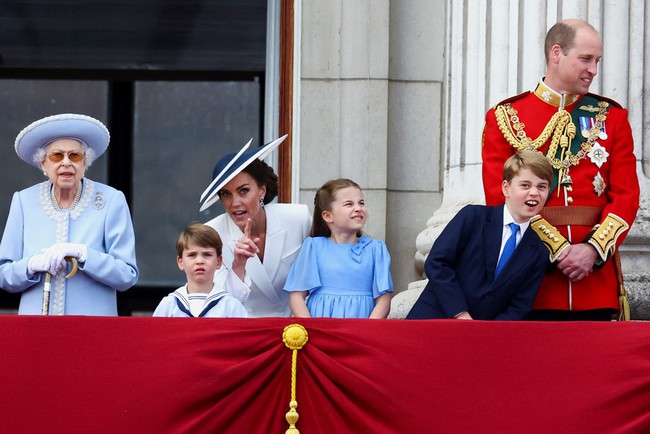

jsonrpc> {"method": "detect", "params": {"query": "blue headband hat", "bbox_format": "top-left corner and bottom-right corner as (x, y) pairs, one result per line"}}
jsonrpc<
(199, 134), (288, 212)
(15, 113), (110, 168)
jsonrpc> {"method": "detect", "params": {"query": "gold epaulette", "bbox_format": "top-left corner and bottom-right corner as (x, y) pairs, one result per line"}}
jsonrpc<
(587, 213), (630, 262)
(529, 215), (569, 262)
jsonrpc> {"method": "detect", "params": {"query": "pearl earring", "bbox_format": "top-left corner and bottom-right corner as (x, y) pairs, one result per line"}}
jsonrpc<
(259, 197), (265, 208)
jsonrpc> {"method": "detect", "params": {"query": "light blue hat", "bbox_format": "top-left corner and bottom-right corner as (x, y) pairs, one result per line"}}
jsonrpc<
(15, 113), (110, 168)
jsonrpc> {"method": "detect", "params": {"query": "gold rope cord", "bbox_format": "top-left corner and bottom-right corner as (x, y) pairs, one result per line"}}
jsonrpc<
(495, 104), (570, 151)
(282, 324), (308, 434)
(495, 102), (609, 173)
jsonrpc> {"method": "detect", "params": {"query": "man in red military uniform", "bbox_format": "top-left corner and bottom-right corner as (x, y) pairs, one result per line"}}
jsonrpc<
(482, 19), (640, 320)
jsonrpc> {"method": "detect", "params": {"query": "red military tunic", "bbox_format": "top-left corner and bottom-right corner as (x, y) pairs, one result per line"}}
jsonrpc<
(482, 80), (639, 312)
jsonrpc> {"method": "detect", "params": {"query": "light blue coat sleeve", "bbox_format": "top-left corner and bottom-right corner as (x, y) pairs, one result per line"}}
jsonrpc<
(0, 192), (40, 292)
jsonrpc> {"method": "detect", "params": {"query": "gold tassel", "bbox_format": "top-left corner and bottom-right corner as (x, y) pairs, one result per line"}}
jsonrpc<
(619, 287), (630, 321)
(282, 324), (309, 434)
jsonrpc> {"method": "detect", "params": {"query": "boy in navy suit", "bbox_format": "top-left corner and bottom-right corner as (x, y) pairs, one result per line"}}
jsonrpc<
(407, 150), (554, 320)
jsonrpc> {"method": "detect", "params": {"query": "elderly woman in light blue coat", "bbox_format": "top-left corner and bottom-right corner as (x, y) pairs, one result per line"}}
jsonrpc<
(0, 114), (139, 315)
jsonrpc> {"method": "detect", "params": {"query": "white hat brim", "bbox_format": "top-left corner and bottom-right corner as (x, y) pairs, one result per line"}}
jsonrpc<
(199, 134), (288, 212)
(199, 138), (253, 204)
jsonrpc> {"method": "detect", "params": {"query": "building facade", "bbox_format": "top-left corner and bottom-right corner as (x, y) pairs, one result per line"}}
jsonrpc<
(294, 0), (650, 319)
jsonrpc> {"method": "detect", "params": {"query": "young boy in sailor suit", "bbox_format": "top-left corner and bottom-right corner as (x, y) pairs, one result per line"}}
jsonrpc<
(153, 224), (247, 318)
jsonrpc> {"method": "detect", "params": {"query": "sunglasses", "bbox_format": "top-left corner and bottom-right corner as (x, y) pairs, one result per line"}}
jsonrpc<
(47, 151), (85, 163)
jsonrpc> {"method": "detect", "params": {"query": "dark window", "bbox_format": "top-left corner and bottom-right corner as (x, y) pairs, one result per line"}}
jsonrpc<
(1, 0), (267, 72)
(0, 0), (267, 314)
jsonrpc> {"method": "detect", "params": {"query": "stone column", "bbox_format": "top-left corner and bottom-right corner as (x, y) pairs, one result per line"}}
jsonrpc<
(390, 0), (650, 318)
(299, 0), (447, 294)
(299, 0), (390, 239)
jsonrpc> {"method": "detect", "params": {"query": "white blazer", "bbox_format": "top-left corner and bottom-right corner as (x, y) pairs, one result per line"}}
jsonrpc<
(206, 203), (311, 317)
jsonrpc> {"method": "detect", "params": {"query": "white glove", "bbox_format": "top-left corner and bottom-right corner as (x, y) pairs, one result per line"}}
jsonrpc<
(27, 254), (49, 275)
(43, 243), (88, 275)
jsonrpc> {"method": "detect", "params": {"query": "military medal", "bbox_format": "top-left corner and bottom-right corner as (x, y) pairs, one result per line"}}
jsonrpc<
(579, 117), (590, 138)
(592, 172), (606, 197)
(587, 142), (609, 168)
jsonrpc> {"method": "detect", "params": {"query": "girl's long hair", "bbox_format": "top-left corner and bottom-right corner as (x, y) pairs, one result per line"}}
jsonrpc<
(311, 178), (364, 238)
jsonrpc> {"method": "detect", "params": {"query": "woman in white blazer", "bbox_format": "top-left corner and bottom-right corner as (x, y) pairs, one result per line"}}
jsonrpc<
(200, 136), (311, 317)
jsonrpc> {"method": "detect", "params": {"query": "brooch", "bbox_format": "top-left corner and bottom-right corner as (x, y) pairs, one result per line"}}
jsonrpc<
(93, 191), (105, 210)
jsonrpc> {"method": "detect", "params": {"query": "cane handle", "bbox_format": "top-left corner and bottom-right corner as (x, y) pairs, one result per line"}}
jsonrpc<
(65, 256), (78, 279)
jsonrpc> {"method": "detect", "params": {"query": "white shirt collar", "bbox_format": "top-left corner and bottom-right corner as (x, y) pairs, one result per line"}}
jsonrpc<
(502, 205), (530, 234)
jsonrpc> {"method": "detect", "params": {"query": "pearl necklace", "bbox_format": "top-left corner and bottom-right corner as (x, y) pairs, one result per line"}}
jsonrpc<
(51, 181), (83, 212)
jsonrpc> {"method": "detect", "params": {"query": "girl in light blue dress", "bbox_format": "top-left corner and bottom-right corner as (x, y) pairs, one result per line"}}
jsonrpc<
(284, 179), (393, 318)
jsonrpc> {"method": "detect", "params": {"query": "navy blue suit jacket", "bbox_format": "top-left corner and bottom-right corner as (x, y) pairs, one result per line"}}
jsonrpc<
(407, 205), (549, 320)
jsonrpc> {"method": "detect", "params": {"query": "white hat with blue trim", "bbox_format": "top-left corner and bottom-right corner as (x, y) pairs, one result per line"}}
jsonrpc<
(199, 134), (288, 212)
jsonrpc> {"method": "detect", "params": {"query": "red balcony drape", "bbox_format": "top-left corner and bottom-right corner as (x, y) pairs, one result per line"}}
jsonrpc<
(1, 316), (649, 433)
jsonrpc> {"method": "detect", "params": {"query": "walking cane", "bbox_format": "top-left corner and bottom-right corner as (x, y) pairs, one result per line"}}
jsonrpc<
(41, 257), (79, 315)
